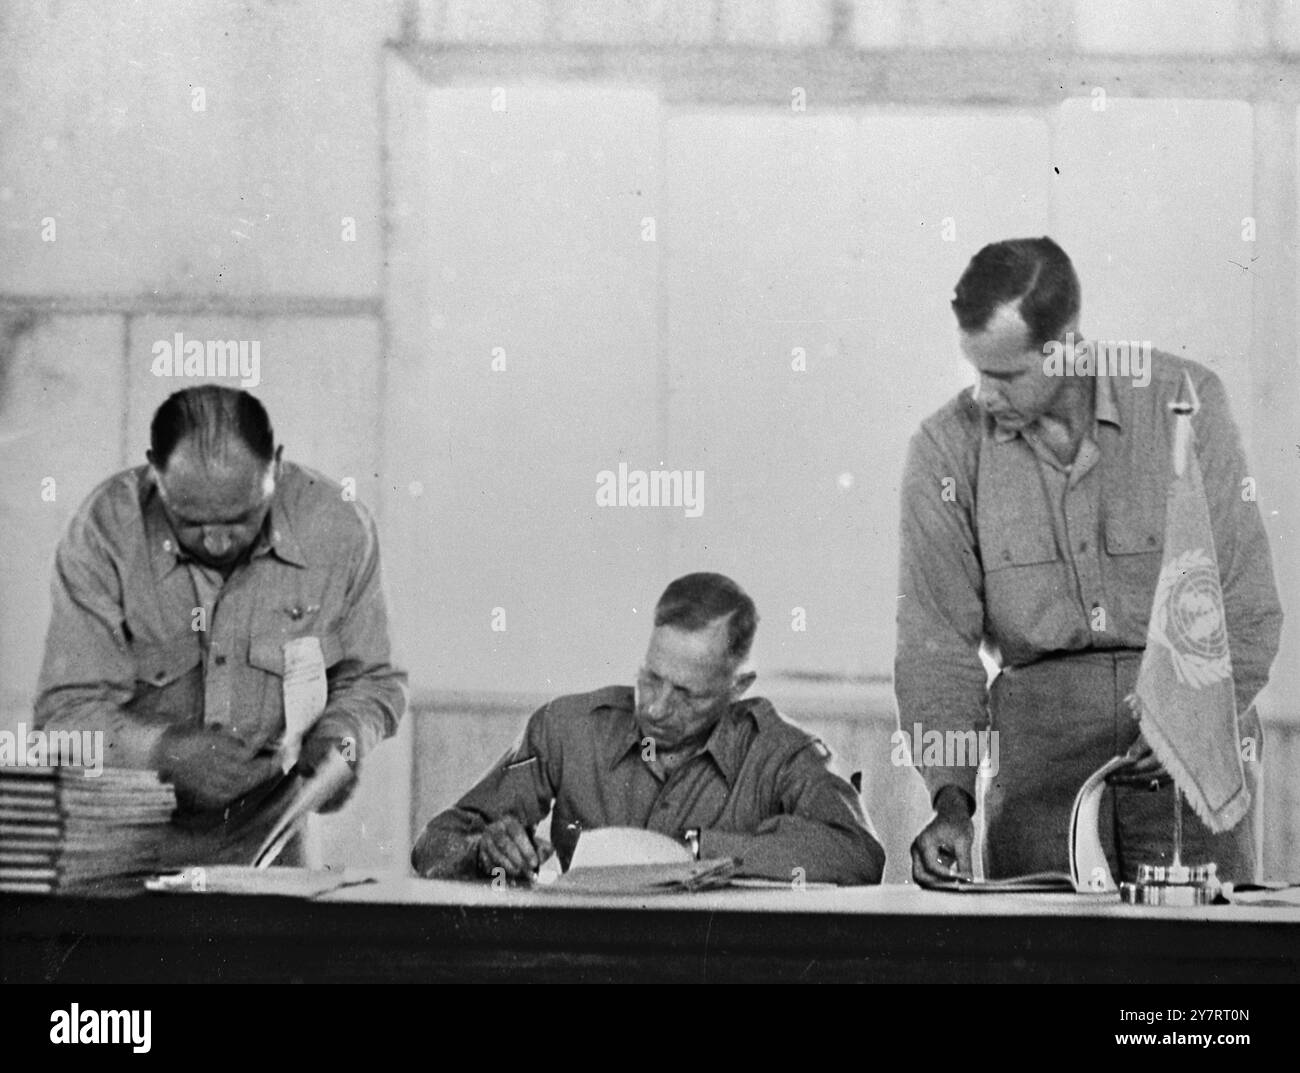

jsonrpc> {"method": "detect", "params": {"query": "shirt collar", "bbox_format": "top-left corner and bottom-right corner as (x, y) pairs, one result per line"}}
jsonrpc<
(1093, 366), (1123, 431)
(604, 690), (756, 788)
(991, 421), (1018, 444)
(264, 491), (309, 567)
(699, 702), (758, 786)
(142, 467), (309, 573)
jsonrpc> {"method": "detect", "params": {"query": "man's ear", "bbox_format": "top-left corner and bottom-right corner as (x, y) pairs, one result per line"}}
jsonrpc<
(146, 451), (166, 494)
(271, 444), (284, 483)
(730, 670), (757, 699)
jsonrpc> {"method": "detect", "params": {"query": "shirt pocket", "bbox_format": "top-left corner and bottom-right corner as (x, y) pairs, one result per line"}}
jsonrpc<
(980, 526), (1073, 653)
(247, 630), (345, 677)
(135, 636), (202, 686)
(246, 630), (346, 741)
(982, 527), (1059, 574)
(1103, 510), (1164, 632)
(129, 636), (203, 722)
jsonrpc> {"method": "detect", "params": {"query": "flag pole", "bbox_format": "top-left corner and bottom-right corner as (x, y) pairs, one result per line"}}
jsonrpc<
(1172, 788), (1183, 871)
(1166, 372), (1196, 884)
(1169, 370), (1198, 472)
(1120, 370), (1221, 904)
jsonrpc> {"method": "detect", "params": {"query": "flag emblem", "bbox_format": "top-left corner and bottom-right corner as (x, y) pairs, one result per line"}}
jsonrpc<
(1148, 548), (1232, 689)
(1131, 370), (1248, 832)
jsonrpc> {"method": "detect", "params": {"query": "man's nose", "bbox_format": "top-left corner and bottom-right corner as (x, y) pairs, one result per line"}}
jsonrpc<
(202, 528), (232, 556)
(644, 684), (679, 720)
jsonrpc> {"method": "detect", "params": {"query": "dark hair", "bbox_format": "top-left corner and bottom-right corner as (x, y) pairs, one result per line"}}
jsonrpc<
(149, 386), (275, 470)
(951, 236), (1080, 349)
(654, 573), (759, 664)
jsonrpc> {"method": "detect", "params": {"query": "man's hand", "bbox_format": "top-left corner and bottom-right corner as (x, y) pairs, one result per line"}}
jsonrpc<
(298, 734), (359, 814)
(151, 725), (280, 811)
(1107, 736), (1171, 790)
(911, 785), (975, 885)
(473, 815), (553, 881)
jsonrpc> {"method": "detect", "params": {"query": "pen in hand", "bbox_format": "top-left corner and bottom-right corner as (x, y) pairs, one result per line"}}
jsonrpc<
(937, 846), (971, 882)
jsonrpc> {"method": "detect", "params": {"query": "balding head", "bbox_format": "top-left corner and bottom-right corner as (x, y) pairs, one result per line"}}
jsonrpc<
(147, 387), (281, 570)
(149, 385), (275, 471)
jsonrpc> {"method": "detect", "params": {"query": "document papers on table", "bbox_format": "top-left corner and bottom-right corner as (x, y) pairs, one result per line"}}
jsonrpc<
(1219, 883), (1300, 907)
(924, 871), (1078, 893)
(145, 865), (374, 898)
(536, 826), (739, 894)
(0, 767), (176, 893)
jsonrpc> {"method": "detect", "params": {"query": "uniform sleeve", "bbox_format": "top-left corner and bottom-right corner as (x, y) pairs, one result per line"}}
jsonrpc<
(410, 702), (558, 879)
(33, 505), (169, 768)
(893, 421), (990, 807)
(1192, 371), (1283, 720)
(699, 741), (886, 886)
(310, 503), (408, 760)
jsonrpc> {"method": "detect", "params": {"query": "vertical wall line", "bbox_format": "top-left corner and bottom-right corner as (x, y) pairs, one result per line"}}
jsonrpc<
(655, 97), (673, 581)
(377, 42), (417, 868)
(1249, 100), (1300, 880)
(120, 313), (132, 469)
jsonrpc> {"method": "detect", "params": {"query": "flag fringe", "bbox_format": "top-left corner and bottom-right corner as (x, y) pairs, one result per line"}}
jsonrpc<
(1130, 693), (1250, 835)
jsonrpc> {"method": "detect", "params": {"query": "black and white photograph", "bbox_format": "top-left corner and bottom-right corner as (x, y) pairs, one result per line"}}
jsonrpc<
(1, 0), (1297, 1027)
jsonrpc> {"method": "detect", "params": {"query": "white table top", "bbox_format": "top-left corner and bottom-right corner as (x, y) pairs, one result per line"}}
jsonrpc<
(315, 873), (1300, 922)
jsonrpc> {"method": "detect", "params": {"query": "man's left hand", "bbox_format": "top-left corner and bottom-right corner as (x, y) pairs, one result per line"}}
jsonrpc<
(1107, 737), (1171, 790)
(298, 734), (359, 813)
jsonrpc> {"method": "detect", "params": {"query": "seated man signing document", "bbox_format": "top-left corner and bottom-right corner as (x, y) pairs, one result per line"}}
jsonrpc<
(412, 573), (884, 885)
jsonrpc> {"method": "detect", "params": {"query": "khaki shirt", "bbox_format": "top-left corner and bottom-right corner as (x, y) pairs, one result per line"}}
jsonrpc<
(894, 352), (1282, 803)
(412, 685), (885, 885)
(34, 461), (407, 780)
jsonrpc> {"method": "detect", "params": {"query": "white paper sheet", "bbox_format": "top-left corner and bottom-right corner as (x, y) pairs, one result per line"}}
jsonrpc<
(278, 636), (328, 773)
(253, 749), (353, 869)
(566, 827), (692, 870)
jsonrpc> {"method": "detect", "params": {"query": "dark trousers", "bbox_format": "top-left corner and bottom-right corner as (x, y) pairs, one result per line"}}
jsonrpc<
(983, 651), (1260, 884)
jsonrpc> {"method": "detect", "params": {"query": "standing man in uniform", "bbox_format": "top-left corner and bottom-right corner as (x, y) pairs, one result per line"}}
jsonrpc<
(35, 385), (407, 863)
(895, 237), (1281, 885)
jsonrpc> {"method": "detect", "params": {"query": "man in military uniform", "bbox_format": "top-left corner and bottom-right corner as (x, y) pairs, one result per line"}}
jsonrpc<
(896, 237), (1281, 885)
(413, 572), (884, 885)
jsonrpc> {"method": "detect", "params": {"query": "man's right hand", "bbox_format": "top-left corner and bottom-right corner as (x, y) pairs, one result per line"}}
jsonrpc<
(911, 786), (975, 885)
(473, 815), (550, 880)
(151, 725), (280, 811)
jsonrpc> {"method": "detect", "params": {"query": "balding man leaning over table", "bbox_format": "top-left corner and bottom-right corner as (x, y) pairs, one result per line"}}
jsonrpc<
(34, 385), (407, 865)
(412, 573), (884, 886)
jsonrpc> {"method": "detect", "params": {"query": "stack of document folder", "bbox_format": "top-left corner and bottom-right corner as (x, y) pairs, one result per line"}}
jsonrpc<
(0, 766), (176, 893)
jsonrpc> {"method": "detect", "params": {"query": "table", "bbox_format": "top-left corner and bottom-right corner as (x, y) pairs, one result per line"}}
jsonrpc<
(3, 878), (1297, 983)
